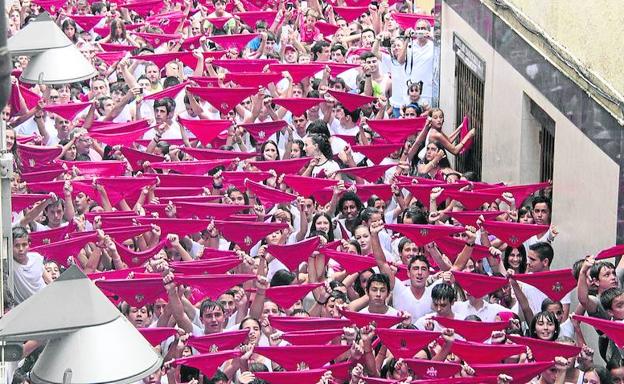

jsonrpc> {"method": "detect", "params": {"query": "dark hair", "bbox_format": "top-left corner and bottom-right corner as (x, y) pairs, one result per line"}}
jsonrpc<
(327, 290), (348, 304)
(270, 269), (296, 287)
(503, 245), (527, 273)
(541, 298), (563, 312)
(347, 239), (362, 254)
(360, 51), (376, 62)
(330, 44), (347, 56)
(336, 191), (363, 216)
(311, 40), (330, 60)
(397, 237), (414, 254)
(153, 97), (175, 114)
(335, 104), (361, 123)
(199, 299), (225, 318)
(239, 316), (261, 330)
(590, 261), (616, 281)
(431, 283), (456, 303)
(61, 19), (78, 43)
(306, 120), (331, 137)
(518, 206), (533, 222)
(408, 255), (430, 270)
(399, 207), (428, 224)
(366, 273), (391, 293)
(359, 207), (381, 224)
(307, 133), (333, 160)
(310, 212), (335, 242)
(163, 76), (180, 88)
(291, 139), (305, 158)
(354, 269), (374, 297)
(12, 226), (29, 242)
(600, 287), (624, 311)
(531, 195), (552, 212)
(259, 140), (280, 161)
(529, 242), (554, 268)
(529, 311), (560, 341)
(585, 367), (612, 384)
(120, 302), (154, 316)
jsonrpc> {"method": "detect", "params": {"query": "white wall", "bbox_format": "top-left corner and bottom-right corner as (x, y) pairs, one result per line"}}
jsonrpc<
(439, 2), (619, 267)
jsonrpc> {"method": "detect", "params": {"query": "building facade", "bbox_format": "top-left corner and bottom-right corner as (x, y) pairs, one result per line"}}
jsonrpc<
(438, 0), (623, 268)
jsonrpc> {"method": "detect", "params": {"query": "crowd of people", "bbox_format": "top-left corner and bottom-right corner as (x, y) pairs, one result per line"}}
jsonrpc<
(5, 0), (624, 384)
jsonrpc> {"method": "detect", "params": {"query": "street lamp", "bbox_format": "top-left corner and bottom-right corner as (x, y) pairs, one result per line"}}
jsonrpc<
(8, 12), (97, 84)
(0, 266), (162, 384)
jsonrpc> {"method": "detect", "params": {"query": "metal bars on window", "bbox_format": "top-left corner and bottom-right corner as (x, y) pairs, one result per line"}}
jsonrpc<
(454, 56), (484, 180)
(530, 100), (556, 182)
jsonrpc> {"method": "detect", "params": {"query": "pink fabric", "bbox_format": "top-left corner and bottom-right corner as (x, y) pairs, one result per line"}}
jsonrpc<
(43, 101), (91, 120)
(173, 350), (241, 377)
(157, 173), (213, 188)
(206, 16), (233, 29)
(254, 369), (327, 384)
(266, 282), (323, 309)
(281, 329), (344, 345)
(28, 221), (76, 247)
(481, 221), (549, 248)
(375, 328), (441, 359)
(321, 248), (377, 274)
(32, 0), (67, 13)
(17, 144), (62, 167)
(250, 157), (310, 175)
(132, 31), (181, 47)
(573, 315), (624, 348)
(404, 359), (462, 379)
(244, 179), (297, 207)
(452, 271), (509, 298)
(187, 86), (258, 113)
(95, 51), (127, 66)
(11, 194), (49, 213)
(150, 159), (234, 175)
(120, 0), (165, 16)
(221, 170), (272, 190)
(432, 316), (507, 342)
(234, 10), (277, 27)
(225, 71), (283, 88)
(214, 220), (288, 251)
(71, 14), (105, 31)
(120, 146), (165, 172)
(446, 210), (503, 228)
(239, 120), (287, 143)
(187, 330), (249, 352)
(271, 97), (325, 116)
(332, 6), (368, 22)
(472, 362), (554, 384)
(200, 248), (238, 260)
(314, 21), (339, 36)
(9, 83), (41, 116)
(451, 340), (526, 364)
(434, 237), (490, 263)
(391, 12), (435, 29)
(90, 127), (150, 146)
(367, 117), (427, 144)
(511, 269), (576, 301)
(138, 327), (178, 346)
(480, 182), (551, 205)
(114, 239), (168, 267)
(60, 160), (126, 177)
(507, 334), (581, 360)
(99, 43), (137, 52)
(269, 63), (325, 83)
(442, 190), (501, 210)
(135, 217), (210, 237)
(169, 258), (242, 275)
(336, 164), (394, 183)
(283, 175), (338, 197)
(31, 233), (98, 267)
(174, 274), (256, 302)
(269, 316), (352, 332)
(351, 144), (402, 164)
(206, 33), (260, 51)
(385, 224), (464, 246)
(143, 81), (190, 101)
(328, 89), (376, 110)
(254, 344), (349, 369)
(267, 236), (321, 271)
(175, 202), (249, 220)
(339, 308), (406, 329)
(211, 59), (278, 73)
(596, 244), (624, 260)
(182, 147), (257, 161)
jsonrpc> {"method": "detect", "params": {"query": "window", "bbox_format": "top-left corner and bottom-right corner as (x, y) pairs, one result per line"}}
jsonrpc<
(530, 100), (555, 182)
(454, 56), (484, 179)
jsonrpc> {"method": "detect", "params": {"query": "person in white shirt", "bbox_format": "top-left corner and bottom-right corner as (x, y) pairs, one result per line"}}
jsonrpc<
(11, 226), (52, 304)
(358, 273), (398, 315)
(415, 283), (458, 331)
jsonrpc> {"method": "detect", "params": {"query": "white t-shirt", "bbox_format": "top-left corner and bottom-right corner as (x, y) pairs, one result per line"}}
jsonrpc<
(311, 159), (340, 178)
(359, 305), (398, 315)
(521, 281), (571, 315)
(452, 300), (509, 322)
(392, 278), (440, 322)
(12, 252), (46, 304)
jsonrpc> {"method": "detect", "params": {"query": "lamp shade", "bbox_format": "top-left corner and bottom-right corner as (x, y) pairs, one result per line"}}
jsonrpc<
(0, 266), (120, 341)
(30, 316), (162, 384)
(8, 12), (70, 54)
(20, 45), (97, 84)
